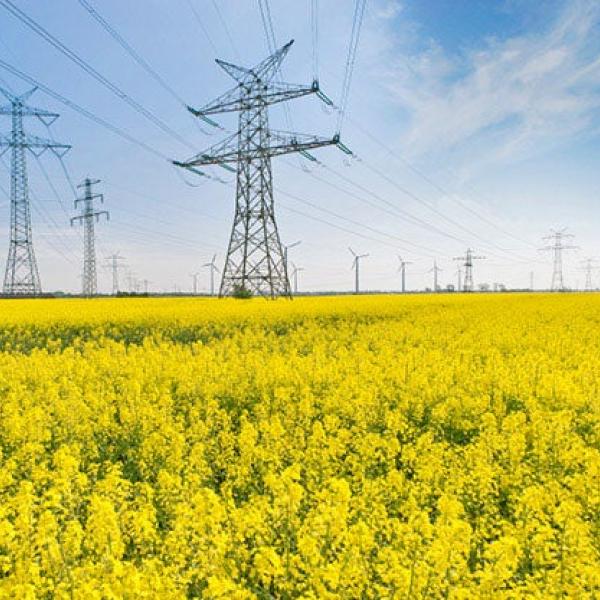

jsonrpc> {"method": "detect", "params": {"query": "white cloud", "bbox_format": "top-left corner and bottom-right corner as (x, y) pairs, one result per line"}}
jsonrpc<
(382, 0), (600, 169)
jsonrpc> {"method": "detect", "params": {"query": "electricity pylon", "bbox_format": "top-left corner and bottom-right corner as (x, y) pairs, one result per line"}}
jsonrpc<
(0, 87), (70, 295)
(174, 40), (346, 298)
(454, 249), (485, 292)
(290, 262), (304, 294)
(581, 258), (597, 291)
(71, 178), (108, 297)
(202, 254), (220, 296)
(349, 247), (368, 294)
(397, 255), (412, 293)
(540, 228), (577, 291)
(429, 260), (443, 292)
(106, 253), (125, 295)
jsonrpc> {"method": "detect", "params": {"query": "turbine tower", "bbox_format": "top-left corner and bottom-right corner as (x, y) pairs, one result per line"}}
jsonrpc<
(290, 262), (304, 294)
(202, 254), (220, 296)
(540, 229), (577, 291)
(71, 178), (109, 297)
(0, 87), (70, 295)
(397, 255), (412, 293)
(174, 40), (346, 298)
(349, 247), (368, 294)
(454, 249), (486, 292)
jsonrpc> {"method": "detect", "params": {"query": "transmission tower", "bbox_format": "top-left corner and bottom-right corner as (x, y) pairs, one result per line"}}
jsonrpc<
(106, 253), (125, 295)
(454, 249), (486, 292)
(540, 229), (577, 291)
(174, 40), (346, 298)
(0, 87), (70, 295)
(581, 258), (597, 291)
(71, 178), (108, 297)
(349, 248), (368, 294)
(429, 260), (443, 292)
(397, 255), (412, 293)
(202, 254), (220, 296)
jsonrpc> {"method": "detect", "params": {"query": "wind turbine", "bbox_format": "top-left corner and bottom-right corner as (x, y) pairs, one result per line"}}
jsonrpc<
(190, 272), (200, 295)
(349, 247), (369, 294)
(397, 255), (412, 293)
(428, 260), (443, 292)
(203, 254), (221, 296)
(290, 262), (305, 294)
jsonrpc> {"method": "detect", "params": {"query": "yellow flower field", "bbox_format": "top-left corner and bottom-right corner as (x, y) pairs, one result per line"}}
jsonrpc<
(0, 294), (599, 598)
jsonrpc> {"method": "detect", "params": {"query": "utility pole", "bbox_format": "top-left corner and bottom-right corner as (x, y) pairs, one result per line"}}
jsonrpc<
(539, 229), (577, 291)
(581, 258), (596, 291)
(0, 87), (70, 295)
(349, 247), (368, 294)
(190, 272), (199, 295)
(106, 253), (125, 295)
(290, 262), (304, 294)
(202, 254), (220, 296)
(454, 249), (486, 292)
(71, 178), (109, 297)
(397, 255), (412, 293)
(456, 267), (462, 292)
(429, 260), (443, 292)
(174, 40), (346, 298)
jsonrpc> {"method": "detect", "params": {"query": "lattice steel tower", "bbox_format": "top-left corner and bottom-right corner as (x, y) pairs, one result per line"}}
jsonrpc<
(454, 249), (486, 292)
(0, 87), (70, 295)
(174, 40), (345, 298)
(540, 229), (577, 291)
(71, 178), (108, 297)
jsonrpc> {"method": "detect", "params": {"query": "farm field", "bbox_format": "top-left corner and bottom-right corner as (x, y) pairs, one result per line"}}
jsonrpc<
(0, 294), (599, 598)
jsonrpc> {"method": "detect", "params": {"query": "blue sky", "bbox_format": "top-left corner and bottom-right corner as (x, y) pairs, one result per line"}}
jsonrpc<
(1, 0), (599, 293)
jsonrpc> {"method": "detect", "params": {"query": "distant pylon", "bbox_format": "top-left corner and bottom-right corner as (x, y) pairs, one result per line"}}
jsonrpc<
(397, 255), (412, 293)
(71, 178), (109, 297)
(190, 272), (199, 295)
(0, 87), (70, 295)
(540, 229), (577, 291)
(581, 258), (597, 291)
(174, 40), (345, 298)
(429, 260), (443, 292)
(349, 247), (368, 293)
(456, 267), (462, 292)
(454, 249), (486, 292)
(106, 253), (125, 295)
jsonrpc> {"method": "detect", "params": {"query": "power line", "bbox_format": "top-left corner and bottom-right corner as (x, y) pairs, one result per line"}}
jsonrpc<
(0, 0), (195, 150)
(185, 0), (219, 55)
(211, 0), (241, 61)
(0, 59), (170, 161)
(337, 0), (367, 133)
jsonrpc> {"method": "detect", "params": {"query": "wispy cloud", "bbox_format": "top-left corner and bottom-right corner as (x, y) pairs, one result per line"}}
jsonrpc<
(383, 0), (600, 169)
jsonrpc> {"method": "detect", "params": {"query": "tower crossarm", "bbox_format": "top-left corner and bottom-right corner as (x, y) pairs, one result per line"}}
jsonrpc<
(70, 210), (109, 226)
(175, 131), (338, 167)
(0, 104), (59, 123)
(189, 81), (321, 117)
(0, 133), (70, 156)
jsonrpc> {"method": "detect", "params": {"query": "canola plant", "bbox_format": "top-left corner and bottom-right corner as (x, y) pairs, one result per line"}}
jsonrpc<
(0, 294), (599, 598)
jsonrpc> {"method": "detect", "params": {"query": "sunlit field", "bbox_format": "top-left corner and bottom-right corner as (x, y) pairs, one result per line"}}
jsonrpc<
(0, 294), (599, 598)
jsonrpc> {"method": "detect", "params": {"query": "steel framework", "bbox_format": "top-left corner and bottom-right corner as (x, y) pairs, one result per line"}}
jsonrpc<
(71, 178), (108, 296)
(174, 40), (346, 298)
(540, 229), (577, 291)
(454, 249), (485, 292)
(0, 87), (70, 295)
